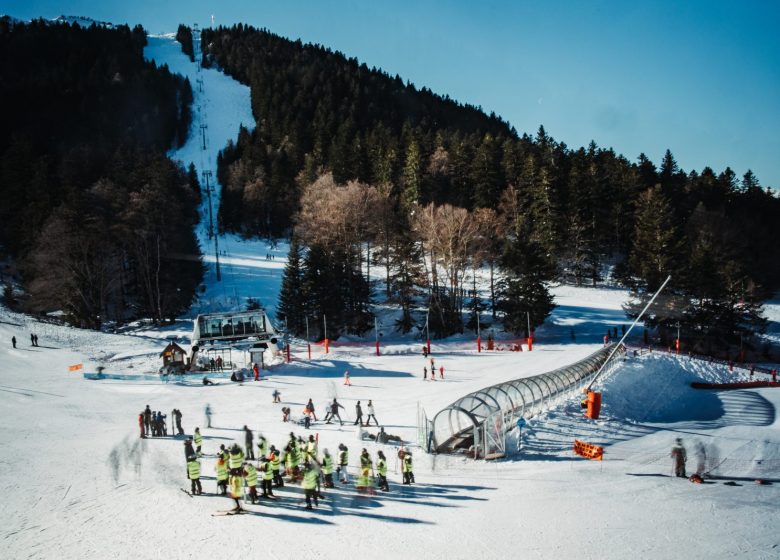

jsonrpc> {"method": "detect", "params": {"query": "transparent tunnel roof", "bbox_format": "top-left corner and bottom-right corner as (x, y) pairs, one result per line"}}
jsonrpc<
(430, 344), (624, 454)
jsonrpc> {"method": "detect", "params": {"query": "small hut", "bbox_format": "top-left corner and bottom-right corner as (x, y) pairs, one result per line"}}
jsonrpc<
(160, 342), (187, 368)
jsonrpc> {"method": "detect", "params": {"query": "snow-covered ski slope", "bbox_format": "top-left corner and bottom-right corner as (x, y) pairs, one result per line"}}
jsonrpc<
(144, 35), (284, 317)
(2, 289), (780, 559)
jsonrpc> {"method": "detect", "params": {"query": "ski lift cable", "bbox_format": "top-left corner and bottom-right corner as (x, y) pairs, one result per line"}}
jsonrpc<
(585, 274), (672, 393)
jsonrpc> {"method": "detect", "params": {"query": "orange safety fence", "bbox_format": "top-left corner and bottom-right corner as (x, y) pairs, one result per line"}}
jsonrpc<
(68, 363), (83, 372)
(573, 439), (604, 461)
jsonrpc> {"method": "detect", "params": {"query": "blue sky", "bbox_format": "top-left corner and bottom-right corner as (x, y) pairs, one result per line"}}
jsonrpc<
(5, 0), (780, 187)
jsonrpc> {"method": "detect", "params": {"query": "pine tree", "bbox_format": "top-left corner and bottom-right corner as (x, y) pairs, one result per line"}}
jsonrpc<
(277, 237), (306, 335)
(498, 240), (555, 336)
(628, 186), (679, 291)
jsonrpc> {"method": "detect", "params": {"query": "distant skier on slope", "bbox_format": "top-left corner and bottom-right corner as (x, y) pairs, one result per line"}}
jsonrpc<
(204, 403), (212, 428)
(671, 438), (687, 478)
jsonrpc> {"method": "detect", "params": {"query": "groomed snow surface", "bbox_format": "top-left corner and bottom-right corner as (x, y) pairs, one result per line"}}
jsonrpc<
(2, 287), (779, 559)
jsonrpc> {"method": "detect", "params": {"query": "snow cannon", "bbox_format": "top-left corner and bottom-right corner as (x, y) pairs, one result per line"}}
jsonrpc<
(584, 391), (602, 420)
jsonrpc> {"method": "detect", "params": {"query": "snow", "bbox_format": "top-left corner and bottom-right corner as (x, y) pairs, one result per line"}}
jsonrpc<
(1, 28), (778, 560)
(2, 283), (780, 558)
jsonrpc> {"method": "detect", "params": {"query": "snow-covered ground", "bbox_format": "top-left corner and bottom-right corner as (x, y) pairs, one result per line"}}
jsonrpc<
(2, 285), (779, 559)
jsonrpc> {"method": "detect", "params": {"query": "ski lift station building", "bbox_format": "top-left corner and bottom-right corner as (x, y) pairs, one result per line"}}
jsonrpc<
(191, 310), (278, 346)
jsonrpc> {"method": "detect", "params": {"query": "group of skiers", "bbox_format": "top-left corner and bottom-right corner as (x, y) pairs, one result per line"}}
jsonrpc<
(9, 333), (41, 349)
(283, 398), (381, 429)
(422, 357), (445, 381)
(182, 426), (414, 513)
(138, 405), (184, 438)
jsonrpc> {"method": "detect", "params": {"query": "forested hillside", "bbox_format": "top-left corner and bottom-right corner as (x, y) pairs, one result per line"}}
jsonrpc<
(0, 18), (202, 328)
(204, 25), (780, 356)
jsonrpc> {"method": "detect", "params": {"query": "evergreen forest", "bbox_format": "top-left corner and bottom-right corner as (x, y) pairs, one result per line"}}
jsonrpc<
(205, 25), (780, 359)
(0, 18), (203, 328)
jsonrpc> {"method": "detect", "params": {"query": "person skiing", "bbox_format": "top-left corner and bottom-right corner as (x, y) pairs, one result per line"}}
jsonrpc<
(302, 461), (320, 510)
(366, 400), (379, 426)
(138, 412), (145, 439)
(376, 450), (389, 492)
(337, 443), (349, 483)
(215, 456), (229, 495)
(244, 461), (259, 504)
(227, 472), (244, 512)
(253, 362), (260, 381)
(671, 438), (687, 478)
(30, 333), (35, 347)
(402, 451), (414, 484)
(204, 404), (212, 428)
(439, 366), (444, 380)
(272, 389), (281, 403)
(325, 399), (345, 425)
(354, 401), (364, 426)
(244, 426), (255, 460)
(423, 366), (427, 380)
(193, 427), (203, 456)
(187, 455), (202, 495)
(321, 449), (335, 488)
(143, 405), (152, 437)
(344, 370), (351, 386)
(11, 336), (16, 349)
(305, 398), (318, 421)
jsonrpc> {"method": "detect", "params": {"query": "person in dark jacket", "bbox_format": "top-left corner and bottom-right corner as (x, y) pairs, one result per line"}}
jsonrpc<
(143, 405), (152, 436)
(174, 409), (184, 435)
(325, 398), (345, 425)
(354, 401), (364, 426)
(244, 425), (255, 460)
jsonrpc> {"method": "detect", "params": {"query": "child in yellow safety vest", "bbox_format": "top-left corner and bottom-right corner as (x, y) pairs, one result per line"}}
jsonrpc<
(357, 448), (374, 492)
(301, 461), (320, 510)
(187, 455), (202, 495)
(260, 458), (275, 498)
(376, 450), (389, 492)
(402, 452), (415, 485)
(321, 449), (335, 488)
(215, 457), (229, 495)
(244, 462), (258, 504)
(228, 473), (244, 512)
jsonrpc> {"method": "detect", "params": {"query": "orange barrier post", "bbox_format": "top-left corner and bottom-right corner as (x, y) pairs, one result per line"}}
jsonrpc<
(585, 391), (602, 420)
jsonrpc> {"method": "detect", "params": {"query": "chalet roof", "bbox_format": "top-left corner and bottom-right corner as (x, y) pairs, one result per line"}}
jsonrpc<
(160, 342), (187, 357)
